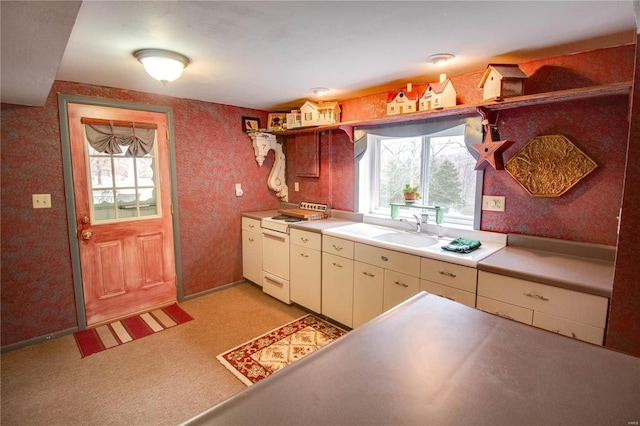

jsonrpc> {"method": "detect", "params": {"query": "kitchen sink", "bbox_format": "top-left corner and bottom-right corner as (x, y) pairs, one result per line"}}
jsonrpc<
(372, 232), (439, 248)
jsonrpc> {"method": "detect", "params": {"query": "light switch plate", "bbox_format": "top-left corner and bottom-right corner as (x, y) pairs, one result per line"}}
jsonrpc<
(482, 195), (505, 212)
(32, 194), (52, 209)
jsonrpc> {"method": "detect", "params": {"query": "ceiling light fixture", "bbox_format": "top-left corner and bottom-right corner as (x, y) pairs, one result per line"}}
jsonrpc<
(426, 53), (455, 66)
(310, 87), (329, 96)
(134, 49), (190, 85)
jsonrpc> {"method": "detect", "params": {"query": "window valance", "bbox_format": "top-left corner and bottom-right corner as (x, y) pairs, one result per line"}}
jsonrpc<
(82, 119), (156, 157)
(353, 115), (483, 159)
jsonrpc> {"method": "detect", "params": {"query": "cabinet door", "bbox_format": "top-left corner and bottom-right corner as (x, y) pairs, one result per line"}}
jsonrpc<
(383, 270), (420, 311)
(353, 261), (384, 328)
(290, 244), (321, 313)
(321, 252), (354, 328)
(242, 230), (262, 285)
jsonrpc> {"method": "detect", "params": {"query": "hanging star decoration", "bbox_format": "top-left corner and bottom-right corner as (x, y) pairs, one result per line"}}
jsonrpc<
(471, 111), (515, 170)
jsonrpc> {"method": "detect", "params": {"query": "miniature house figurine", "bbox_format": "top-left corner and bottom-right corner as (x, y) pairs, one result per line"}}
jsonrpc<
(286, 110), (302, 129)
(419, 73), (457, 111)
(478, 64), (528, 100)
(387, 88), (418, 115)
(298, 101), (341, 127)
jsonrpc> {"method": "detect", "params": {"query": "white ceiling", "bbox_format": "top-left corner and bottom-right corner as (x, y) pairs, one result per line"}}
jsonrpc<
(1, 1), (637, 110)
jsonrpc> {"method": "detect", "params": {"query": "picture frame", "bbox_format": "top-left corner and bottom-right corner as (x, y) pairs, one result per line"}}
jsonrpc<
(242, 116), (260, 132)
(267, 113), (287, 131)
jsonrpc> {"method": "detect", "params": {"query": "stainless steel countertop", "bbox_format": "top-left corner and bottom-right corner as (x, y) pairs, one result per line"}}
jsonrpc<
(182, 293), (640, 425)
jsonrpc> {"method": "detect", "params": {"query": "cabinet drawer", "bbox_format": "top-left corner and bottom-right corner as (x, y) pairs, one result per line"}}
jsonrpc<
(291, 228), (322, 250)
(420, 258), (477, 293)
(242, 216), (261, 232)
(533, 311), (604, 346)
(323, 235), (354, 259)
(383, 270), (420, 311)
(420, 279), (476, 308)
(477, 271), (608, 328)
(355, 243), (420, 277)
(476, 295), (533, 325)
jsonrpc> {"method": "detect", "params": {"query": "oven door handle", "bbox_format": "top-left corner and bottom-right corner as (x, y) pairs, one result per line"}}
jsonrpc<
(262, 229), (287, 242)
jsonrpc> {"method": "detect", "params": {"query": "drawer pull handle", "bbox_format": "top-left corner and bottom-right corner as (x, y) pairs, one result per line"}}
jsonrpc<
(524, 291), (549, 301)
(394, 280), (408, 288)
(332, 262), (343, 268)
(495, 311), (514, 320)
(249, 224), (255, 229)
(439, 270), (456, 278)
(381, 255), (389, 262)
(362, 271), (375, 277)
(248, 237), (254, 242)
(264, 276), (284, 288)
(301, 237), (309, 243)
(300, 253), (309, 258)
(332, 244), (343, 251)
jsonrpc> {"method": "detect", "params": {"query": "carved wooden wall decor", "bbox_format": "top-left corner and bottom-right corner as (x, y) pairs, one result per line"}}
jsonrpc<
(505, 134), (597, 197)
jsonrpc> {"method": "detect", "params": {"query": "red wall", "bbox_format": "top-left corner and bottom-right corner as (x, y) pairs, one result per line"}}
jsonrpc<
(607, 36), (640, 356)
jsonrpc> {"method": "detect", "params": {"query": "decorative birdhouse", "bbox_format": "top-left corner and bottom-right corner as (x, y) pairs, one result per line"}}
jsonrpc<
(419, 74), (457, 111)
(478, 64), (528, 100)
(387, 89), (418, 116)
(298, 101), (341, 127)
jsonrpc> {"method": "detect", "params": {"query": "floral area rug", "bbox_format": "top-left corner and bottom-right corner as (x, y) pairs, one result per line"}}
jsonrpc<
(216, 314), (347, 386)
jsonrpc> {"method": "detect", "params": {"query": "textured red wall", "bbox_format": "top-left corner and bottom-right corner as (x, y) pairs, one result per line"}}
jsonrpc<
(1, 81), (278, 345)
(607, 35), (640, 357)
(480, 97), (628, 245)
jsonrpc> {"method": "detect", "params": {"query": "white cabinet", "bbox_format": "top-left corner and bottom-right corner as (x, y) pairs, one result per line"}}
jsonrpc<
(321, 237), (354, 327)
(290, 229), (322, 313)
(241, 217), (262, 285)
(420, 258), (477, 307)
(352, 243), (420, 327)
(353, 261), (383, 328)
(477, 271), (609, 345)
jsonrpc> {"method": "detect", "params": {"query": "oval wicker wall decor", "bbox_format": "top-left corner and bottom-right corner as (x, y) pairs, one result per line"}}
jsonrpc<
(505, 134), (597, 197)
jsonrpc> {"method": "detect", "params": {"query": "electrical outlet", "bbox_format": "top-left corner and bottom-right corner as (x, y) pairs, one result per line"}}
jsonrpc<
(32, 194), (51, 209)
(235, 183), (243, 197)
(482, 195), (505, 212)
(294, 182), (299, 192)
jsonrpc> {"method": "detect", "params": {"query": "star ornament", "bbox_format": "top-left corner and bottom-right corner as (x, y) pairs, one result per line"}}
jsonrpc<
(471, 128), (515, 170)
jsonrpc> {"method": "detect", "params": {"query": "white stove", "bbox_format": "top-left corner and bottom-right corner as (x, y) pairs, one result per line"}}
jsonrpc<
(260, 202), (329, 304)
(260, 201), (329, 234)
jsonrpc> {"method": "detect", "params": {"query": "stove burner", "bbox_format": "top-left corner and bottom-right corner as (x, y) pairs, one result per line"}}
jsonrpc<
(271, 214), (302, 222)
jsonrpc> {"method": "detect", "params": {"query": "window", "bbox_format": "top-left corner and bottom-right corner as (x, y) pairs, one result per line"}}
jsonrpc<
(87, 138), (160, 223)
(357, 123), (482, 228)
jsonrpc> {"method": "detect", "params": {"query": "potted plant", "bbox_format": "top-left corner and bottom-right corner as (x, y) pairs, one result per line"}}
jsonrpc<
(402, 184), (421, 204)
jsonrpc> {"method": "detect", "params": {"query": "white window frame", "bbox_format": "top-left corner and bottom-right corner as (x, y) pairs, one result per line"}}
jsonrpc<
(357, 124), (483, 230)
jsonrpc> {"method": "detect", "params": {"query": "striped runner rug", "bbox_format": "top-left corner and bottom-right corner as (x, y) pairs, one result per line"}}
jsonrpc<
(73, 304), (193, 358)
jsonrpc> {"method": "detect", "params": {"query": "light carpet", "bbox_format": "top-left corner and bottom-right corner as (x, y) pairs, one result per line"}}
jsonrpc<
(217, 314), (347, 386)
(73, 303), (193, 357)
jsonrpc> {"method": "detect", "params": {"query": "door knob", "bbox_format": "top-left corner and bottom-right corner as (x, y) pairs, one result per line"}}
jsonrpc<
(81, 231), (92, 240)
(81, 216), (90, 224)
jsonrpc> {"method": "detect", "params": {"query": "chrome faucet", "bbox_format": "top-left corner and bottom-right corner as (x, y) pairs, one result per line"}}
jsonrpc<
(400, 214), (421, 233)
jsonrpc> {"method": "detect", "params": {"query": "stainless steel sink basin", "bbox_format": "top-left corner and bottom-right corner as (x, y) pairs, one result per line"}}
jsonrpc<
(372, 232), (439, 248)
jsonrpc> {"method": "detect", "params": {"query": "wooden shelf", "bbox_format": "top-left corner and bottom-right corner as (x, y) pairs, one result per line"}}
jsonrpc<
(273, 82), (632, 142)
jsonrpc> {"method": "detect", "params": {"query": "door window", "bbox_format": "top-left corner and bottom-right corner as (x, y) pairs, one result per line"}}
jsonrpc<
(87, 136), (160, 222)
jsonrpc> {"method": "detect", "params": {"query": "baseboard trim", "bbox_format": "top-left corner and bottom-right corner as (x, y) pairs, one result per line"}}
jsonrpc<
(1, 326), (78, 354)
(181, 279), (249, 301)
